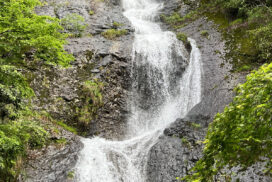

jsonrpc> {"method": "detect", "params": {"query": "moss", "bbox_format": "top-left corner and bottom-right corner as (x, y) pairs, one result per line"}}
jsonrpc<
(74, 79), (104, 127)
(89, 10), (94, 16)
(67, 171), (75, 179)
(200, 30), (209, 37)
(190, 122), (202, 129)
(230, 18), (243, 26)
(176, 32), (192, 52)
(176, 32), (187, 42)
(201, 2), (271, 71)
(101, 29), (128, 39)
(54, 138), (67, 146)
(236, 65), (252, 72)
(112, 21), (123, 28)
(56, 121), (77, 134)
(181, 137), (192, 149)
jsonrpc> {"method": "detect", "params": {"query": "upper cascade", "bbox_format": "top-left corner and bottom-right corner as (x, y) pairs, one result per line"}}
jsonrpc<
(74, 0), (202, 181)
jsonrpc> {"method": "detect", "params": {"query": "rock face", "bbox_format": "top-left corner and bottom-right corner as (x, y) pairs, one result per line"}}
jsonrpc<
(21, 130), (83, 182)
(147, 118), (206, 182)
(23, 0), (133, 181)
(147, 1), (271, 182)
(32, 0), (133, 139)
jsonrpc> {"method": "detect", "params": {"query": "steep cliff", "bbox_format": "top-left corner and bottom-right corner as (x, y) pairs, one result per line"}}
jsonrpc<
(22, 0), (134, 181)
(147, 0), (271, 182)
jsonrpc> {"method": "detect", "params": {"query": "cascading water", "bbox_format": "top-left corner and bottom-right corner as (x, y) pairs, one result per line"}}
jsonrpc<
(75, 0), (202, 181)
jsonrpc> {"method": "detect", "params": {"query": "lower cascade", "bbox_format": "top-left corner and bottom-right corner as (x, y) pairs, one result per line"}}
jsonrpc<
(75, 0), (202, 181)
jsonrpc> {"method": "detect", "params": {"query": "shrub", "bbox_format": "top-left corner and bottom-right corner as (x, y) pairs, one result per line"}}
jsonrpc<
(250, 23), (272, 62)
(200, 30), (209, 37)
(186, 63), (272, 181)
(0, 121), (48, 180)
(0, 0), (74, 67)
(112, 21), (123, 28)
(101, 29), (128, 39)
(76, 80), (104, 125)
(0, 65), (34, 121)
(176, 32), (192, 52)
(61, 13), (87, 37)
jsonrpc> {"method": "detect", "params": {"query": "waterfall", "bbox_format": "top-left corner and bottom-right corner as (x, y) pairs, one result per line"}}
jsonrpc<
(75, 0), (202, 181)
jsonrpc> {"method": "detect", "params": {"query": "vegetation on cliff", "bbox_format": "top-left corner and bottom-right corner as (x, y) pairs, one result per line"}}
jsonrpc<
(177, 0), (272, 181)
(162, 0), (272, 71)
(0, 0), (74, 66)
(0, 0), (75, 180)
(161, 0), (272, 180)
(186, 63), (272, 181)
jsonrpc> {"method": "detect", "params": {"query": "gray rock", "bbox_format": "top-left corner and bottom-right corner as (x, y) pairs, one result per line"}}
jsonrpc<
(21, 131), (83, 182)
(24, 0), (134, 180)
(146, 1), (271, 181)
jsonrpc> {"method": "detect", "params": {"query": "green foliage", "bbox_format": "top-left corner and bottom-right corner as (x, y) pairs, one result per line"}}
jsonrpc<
(176, 32), (188, 43)
(76, 80), (104, 125)
(54, 138), (67, 146)
(67, 170), (75, 179)
(0, 65), (34, 121)
(89, 10), (94, 16)
(200, 0), (272, 69)
(186, 63), (272, 181)
(0, 0), (74, 67)
(0, 1), (76, 180)
(56, 121), (77, 134)
(190, 122), (202, 130)
(61, 13), (87, 37)
(161, 12), (183, 25)
(101, 29), (128, 39)
(200, 30), (209, 37)
(176, 32), (192, 52)
(181, 137), (192, 149)
(112, 21), (123, 28)
(161, 11), (198, 29)
(0, 121), (48, 180)
(211, 0), (272, 19)
(250, 23), (272, 61)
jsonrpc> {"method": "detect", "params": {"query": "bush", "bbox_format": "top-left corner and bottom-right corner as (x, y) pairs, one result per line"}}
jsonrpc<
(0, 0), (74, 67)
(200, 0), (272, 69)
(0, 121), (48, 180)
(76, 80), (104, 125)
(176, 32), (192, 52)
(200, 30), (209, 37)
(250, 23), (272, 61)
(101, 29), (128, 39)
(0, 65), (34, 121)
(186, 63), (272, 181)
(61, 13), (87, 37)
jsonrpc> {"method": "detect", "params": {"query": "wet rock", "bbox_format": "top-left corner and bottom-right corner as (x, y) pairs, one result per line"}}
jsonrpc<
(147, 1), (271, 181)
(31, 0), (133, 139)
(24, 0), (134, 180)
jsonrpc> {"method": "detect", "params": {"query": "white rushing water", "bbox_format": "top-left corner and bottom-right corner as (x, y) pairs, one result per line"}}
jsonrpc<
(75, 0), (202, 181)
